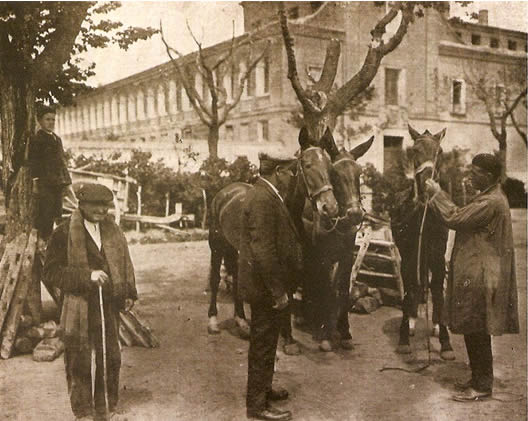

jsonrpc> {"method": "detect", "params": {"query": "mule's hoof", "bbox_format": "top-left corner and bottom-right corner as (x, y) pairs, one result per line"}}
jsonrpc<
(340, 339), (354, 350)
(283, 342), (301, 356)
(319, 340), (333, 352)
(396, 344), (412, 354)
(432, 324), (440, 337)
(235, 317), (250, 339)
(208, 317), (220, 335)
(440, 349), (456, 361)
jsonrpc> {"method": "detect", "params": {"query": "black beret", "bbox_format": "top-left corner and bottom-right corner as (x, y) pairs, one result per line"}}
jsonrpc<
(258, 151), (296, 174)
(472, 153), (501, 179)
(75, 183), (114, 203)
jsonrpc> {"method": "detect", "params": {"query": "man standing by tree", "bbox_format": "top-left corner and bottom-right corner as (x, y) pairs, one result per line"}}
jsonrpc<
(425, 154), (519, 401)
(29, 105), (72, 241)
(44, 183), (137, 420)
(238, 152), (302, 421)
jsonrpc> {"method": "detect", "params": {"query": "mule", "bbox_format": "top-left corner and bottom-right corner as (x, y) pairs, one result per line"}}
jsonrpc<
(299, 129), (374, 352)
(207, 128), (339, 343)
(390, 124), (454, 360)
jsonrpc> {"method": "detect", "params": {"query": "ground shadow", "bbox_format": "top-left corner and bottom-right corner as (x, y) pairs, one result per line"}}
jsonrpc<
(120, 386), (154, 411)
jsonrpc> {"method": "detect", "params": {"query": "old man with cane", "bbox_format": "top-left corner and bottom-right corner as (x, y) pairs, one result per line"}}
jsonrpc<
(43, 183), (137, 420)
(424, 153), (519, 402)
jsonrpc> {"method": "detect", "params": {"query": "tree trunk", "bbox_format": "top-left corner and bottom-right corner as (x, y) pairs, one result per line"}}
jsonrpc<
(0, 72), (36, 240)
(208, 124), (219, 160)
(303, 109), (338, 142)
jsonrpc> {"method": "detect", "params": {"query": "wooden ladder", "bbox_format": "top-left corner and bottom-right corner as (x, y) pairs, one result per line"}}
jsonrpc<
(350, 223), (404, 301)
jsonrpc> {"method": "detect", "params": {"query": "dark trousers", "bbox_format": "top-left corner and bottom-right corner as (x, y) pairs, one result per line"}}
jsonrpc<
(247, 299), (284, 412)
(464, 333), (493, 393)
(64, 307), (121, 417)
(37, 185), (64, 240)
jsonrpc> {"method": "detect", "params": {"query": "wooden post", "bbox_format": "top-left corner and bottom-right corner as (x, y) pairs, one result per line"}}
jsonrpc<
(136, 185), (142, 233)
(165, 192), (170, 217)
(24, 255), (42, 326)
(1, 229), (38, 359)
(201, 189), (207, 229)
(0, 241), (17, 297)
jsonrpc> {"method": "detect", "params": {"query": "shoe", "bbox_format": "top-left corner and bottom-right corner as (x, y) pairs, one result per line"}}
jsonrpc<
(340, 339), (354, 350)
(247, 407), (292, 420)
(440, 349), (456, 361)
(454, 378), (473, 391)
(267, 387), (289, 401)
(452, 387), (491, 402)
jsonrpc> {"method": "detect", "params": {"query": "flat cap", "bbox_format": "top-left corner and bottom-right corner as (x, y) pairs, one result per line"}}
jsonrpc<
(258, 150), (296, 174)
(472, 153), (501, 179)
(75, 182), (114, 203)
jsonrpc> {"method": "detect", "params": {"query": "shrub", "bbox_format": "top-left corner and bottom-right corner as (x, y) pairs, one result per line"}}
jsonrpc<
(503, 177), (527, 208)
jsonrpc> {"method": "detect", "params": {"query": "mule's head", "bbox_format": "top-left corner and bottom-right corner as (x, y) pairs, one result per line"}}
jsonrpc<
(327, 131), (374, 228)
(408, 124), (446, 195)
(297, 127), (339, 218)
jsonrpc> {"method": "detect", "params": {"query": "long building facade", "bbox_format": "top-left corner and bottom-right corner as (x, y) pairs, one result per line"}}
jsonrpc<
(56, 2), (527, 181)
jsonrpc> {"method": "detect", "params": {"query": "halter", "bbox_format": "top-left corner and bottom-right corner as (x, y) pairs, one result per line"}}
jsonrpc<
(298, 146), (333, 203)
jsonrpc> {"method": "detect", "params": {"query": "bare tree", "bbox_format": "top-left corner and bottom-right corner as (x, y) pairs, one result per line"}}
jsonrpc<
(465, 61), (527, 181)
(160, 22), (270, 159)
(279, 1), (452, 141)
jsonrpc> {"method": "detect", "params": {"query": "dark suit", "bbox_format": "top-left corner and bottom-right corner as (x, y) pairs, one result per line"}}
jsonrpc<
(29, 129), (72, 239)
(238, 178), (302, 413)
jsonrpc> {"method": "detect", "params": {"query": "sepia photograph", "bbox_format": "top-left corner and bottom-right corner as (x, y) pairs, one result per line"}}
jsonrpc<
(0, 1), (526, 420)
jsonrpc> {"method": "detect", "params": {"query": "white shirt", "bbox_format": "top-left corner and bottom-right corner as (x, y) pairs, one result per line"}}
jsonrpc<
(84, 220), (102, 250)
(260, 177), (284, 203)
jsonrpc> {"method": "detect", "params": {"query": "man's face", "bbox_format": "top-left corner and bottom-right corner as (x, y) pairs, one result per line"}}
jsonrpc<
(38, 113), (56, 132)
(275, 165), (295, 193)
(79, 201), (110, 223)
(469, 165), (492, 191)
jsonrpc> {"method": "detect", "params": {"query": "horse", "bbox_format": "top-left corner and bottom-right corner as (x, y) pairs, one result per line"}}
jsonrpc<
(389, 124), (454, 360)
(207, 128), (339, 344)
(299, 128), (374, 352)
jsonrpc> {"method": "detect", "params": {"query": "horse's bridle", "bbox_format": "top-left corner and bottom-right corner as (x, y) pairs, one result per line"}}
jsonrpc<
(297, 146), (334, 203)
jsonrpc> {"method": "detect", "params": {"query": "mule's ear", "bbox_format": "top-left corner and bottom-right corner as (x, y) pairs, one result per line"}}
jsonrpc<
(434, 128), (447, 143)
(298, 127), (310, 150)
(320, 127), (339, 160)
(350, 136), (374, 160)
(408, 124), (421, 142)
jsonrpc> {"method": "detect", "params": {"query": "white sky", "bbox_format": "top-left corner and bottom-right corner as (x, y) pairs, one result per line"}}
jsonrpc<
(83, 1), (528, 87)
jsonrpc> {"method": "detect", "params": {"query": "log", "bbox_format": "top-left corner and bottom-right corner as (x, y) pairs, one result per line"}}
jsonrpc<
(120, 310), (159, 348)
(25, 251), (42, 325)
(0, 234), (29, 332)
(350, 226), (372, 285)
(0, 229), (38, 359)
(119, 323), (134, 347)
(15, 336), (34, 354)
(0, 241), (17, 297)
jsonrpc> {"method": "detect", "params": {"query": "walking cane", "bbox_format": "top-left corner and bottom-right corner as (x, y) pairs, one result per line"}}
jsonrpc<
(98, 285), (110, 420)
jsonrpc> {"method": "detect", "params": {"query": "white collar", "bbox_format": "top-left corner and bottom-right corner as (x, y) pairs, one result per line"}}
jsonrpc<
(260, 177), (283, 202)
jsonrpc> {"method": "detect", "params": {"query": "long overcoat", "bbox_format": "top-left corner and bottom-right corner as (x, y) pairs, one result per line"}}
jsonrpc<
(238, 178), (303, 304)
(429, 184), (519, 335)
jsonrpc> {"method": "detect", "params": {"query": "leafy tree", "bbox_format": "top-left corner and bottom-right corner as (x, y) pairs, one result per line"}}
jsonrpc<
(0, 2), (156, 238)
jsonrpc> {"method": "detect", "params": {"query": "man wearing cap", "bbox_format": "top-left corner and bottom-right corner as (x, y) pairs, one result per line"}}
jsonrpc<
(238, 151), (302, 421)
(29, 105), (72, 240)
(44, 183), (137, 420)
(425, 153), (519, 402)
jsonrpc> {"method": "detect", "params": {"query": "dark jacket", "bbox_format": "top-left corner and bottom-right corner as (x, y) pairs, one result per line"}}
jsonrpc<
(429, 184), (519, 335)
(238, 178), (303, 304)
(29, 129), (71, 187)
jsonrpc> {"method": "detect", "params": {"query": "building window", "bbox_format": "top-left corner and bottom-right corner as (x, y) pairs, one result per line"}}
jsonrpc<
(176, 83), (182, 111)
(471, 34), (481, 45)
(451, 79), (466, 115)
(264, 56), (270, 94)
(257, 120), (269, 142)
(240, 123), (250, 141)
(225, 125), (234, 142)
(508, 40), (517, 50)
(383, 136), (403, 174)
(490, 38), (499, 48)
(248, 67), (256, 97)
(385, 68), (400, 106)
(455, 31), (462, 39)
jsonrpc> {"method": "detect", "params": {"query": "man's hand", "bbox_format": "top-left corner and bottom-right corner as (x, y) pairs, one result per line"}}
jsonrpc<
(90, 270), (109, 287)
(124, 299), (135, 313)
(425, 179), (441, 198)
(273, 293), (289, 310)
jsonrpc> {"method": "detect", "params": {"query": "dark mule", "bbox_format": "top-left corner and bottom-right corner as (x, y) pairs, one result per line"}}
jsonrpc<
(207, 129), (339, 341)
(390, 124), (454, 360)
(300, 129), (374, 352)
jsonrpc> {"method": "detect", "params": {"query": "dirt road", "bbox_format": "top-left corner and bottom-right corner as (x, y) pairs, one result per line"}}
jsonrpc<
(1, 214), (526, 421)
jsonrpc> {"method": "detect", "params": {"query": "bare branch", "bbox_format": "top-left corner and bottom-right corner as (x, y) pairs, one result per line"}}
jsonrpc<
(278, 2), (319, 115)
(327, 3), (413, 117)
(160, 21), (212, 125)
(313, 39), (341, 93)
(507, 88), (528, 146)
(32, 2), (92, 88)
(212, 21), (237, 71)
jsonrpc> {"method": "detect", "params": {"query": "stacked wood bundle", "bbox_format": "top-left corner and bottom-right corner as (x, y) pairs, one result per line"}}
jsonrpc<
(119, 310), (159, 348)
